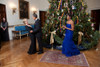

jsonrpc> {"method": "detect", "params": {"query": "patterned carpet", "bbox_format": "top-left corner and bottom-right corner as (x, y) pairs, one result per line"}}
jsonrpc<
(40, 51), (89, 67)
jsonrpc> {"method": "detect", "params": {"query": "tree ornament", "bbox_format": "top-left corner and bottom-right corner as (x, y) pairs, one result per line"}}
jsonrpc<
(61, 9), (64, 12)
(64, 2), (68, 7)
(70, 0), (73, 5)
(46, 20), (49, 24)
(72, 5), (76, 10)
(79, 25), (83, 27)
(70, 0), (76, 5)
(88, 19), (90, 22)
(54, 4), (56, 6)
(90, 35), (93, 37)
(82, 6), (84, 10)
(52, 14), (54, 17)
(91, 23), (94, 27)
(58, 16), (61, 20)
(92, 27), (95, 30)
(46, 34), (48, 37)
(57, 12), (60, 15)
(86, 13), (88, 15)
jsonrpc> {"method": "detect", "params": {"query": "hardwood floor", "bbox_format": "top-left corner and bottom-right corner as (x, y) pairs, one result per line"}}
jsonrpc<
(0, 37), (100, 67)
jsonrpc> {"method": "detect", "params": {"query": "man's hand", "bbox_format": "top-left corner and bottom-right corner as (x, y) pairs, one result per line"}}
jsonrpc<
(30, 30), (33, 33)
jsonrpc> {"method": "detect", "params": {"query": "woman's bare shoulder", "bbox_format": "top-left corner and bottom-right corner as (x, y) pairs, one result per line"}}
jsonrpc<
(70, 20), (74, 24)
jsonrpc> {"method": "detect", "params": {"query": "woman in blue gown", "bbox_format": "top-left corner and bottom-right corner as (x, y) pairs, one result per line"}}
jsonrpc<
(62, 14), (80, 57)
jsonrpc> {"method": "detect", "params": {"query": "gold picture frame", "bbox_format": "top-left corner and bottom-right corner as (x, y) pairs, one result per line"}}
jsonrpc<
(19, 0), (29, 19)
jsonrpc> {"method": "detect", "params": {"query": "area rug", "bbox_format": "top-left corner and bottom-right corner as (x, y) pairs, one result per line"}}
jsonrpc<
(40, 51), (89, 67)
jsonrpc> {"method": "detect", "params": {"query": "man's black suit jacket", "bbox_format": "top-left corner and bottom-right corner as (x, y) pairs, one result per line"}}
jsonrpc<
(33, 19), (42, 37)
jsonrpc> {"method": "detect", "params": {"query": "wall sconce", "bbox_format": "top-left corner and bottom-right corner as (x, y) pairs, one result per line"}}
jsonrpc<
(31, 7), (37, 14)
(12, 8), (17, 14)
(9, 3), (17, 14)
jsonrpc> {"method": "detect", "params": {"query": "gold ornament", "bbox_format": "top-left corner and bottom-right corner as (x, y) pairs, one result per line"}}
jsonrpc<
(86, 13), (88, 15)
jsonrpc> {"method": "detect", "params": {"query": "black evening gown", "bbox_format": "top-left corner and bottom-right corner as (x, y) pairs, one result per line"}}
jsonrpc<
(1, 22), (9, 41)
(25, 25), (37, 54)
(0, 27), (2, 48)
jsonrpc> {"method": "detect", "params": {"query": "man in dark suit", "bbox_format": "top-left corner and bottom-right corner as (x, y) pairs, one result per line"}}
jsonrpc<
(32, 14), (43, 54)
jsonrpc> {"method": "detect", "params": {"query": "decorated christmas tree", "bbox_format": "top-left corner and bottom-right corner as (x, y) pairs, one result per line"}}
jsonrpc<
(42, 0), (100, 50)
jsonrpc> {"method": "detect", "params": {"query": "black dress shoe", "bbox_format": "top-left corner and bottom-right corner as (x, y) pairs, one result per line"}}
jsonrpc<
(38, 52), (44, 54)
(36, 51), (39, 52)
(27, 52), (36, 55)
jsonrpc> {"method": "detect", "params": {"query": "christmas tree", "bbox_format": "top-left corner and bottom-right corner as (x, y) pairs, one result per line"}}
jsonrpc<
(42, 0), (100, 50)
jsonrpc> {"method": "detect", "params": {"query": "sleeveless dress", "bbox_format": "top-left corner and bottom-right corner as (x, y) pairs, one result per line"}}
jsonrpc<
(62, 24), (80, 57)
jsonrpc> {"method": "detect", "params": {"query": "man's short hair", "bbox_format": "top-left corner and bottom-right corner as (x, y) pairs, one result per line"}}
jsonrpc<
(33, 13), (37, 18)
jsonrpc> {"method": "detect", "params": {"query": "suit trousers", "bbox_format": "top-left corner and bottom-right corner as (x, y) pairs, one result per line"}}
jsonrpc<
(35, 35), (43, 52)
(28, 33), (43, 53)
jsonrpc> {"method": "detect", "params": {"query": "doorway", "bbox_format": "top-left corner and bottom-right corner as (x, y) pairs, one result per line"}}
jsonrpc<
(39, 11), (47, 27)
(0, 4), (7, 23)
(91, 9), (100, 31)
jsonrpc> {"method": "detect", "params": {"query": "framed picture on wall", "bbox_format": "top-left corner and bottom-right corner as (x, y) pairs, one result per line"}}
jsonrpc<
(19, 0), (29, 19)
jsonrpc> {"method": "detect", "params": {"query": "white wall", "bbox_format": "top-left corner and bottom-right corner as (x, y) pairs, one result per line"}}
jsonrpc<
(85, 0), (100, 13)
(0, 0), (49, 26)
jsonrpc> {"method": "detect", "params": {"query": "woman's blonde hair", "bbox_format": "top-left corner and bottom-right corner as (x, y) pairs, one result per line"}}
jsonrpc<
(23, 18), (28, 24)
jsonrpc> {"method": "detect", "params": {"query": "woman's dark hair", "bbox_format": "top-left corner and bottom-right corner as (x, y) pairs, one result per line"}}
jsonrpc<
(67, 13), (72, 19)
(2, 18), (7, 22)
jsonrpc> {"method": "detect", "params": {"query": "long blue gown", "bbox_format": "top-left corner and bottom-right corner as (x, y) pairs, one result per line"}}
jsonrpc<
(62, 24), (80, 57)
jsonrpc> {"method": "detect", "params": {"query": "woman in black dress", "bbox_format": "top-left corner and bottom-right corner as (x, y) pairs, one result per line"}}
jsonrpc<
(23, 19), (36, 55)
(0, 18), (9, 41)
(0, 27), (2, 48)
